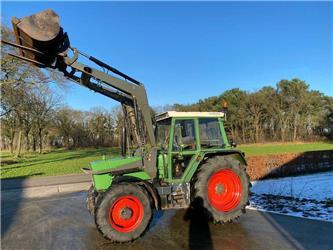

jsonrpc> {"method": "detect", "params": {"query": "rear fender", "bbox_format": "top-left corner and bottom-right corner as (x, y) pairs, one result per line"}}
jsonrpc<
(203, 150), (247, 166)
(187, 151), (247, 182)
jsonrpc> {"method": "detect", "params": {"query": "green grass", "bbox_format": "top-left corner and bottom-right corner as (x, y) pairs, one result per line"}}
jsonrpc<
(0, 148), (119, 179)
(1, 142), (332, 179)
(238, 142), (333, 156)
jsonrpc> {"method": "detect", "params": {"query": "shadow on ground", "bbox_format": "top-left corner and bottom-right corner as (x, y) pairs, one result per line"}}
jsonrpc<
(1, 177), (25, 237)
(183, 198), (213, 250)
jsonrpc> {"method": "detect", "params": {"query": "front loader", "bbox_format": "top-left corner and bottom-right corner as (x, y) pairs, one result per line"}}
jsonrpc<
(3, 9), (250, 242)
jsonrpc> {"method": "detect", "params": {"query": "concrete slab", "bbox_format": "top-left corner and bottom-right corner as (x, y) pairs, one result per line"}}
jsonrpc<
(1, 173), (91, 190)
(1, 192), (333, 250)
(2, 182), (91, 200)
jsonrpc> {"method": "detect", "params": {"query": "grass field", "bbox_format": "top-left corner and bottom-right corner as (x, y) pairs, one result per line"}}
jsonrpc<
(0, 148), (119, 179)
(1, 142), (332, 179)
(238, 142), (333, 156)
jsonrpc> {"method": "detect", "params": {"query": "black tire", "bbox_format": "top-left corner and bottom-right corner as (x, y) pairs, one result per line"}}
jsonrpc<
(194, 156), (250, 223)
(94, 183), (152, 242)
(86, 185), (97, 216)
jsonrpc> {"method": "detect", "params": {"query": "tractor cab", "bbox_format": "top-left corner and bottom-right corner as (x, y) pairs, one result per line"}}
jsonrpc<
(154, 111), (231, 181)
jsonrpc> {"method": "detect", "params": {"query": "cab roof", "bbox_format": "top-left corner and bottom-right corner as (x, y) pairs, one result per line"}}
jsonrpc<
(155, 111), (225, 122)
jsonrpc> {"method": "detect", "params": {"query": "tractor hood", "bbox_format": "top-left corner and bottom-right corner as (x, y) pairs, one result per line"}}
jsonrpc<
(90, 156), (150, 191)
(90, 156), (142, 173)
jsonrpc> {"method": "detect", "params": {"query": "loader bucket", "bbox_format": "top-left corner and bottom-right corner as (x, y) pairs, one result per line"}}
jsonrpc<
(11, 9), (69, 67)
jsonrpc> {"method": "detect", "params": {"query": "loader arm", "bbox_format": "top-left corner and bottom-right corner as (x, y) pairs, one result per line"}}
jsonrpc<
(58, 48), (156, 148)
(2, 9), (157, 177)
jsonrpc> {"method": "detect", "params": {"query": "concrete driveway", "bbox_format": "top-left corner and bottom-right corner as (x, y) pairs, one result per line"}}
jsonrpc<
(1, 192), (332, 250)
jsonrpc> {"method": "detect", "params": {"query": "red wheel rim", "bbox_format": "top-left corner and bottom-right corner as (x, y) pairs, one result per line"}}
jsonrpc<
(208, 169), (242, 212)
(108, 195), (144, 233)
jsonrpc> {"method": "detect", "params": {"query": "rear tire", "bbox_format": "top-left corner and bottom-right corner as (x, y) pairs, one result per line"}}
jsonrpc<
(194, 156), (250, 223)
(94, 183), (152, 242)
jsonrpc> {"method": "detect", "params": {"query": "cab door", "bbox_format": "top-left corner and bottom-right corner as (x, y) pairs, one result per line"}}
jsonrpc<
(168, 118), (200, 181)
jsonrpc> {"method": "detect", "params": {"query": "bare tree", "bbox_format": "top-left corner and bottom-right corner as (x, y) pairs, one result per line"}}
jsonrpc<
(30, 88), (60, 153)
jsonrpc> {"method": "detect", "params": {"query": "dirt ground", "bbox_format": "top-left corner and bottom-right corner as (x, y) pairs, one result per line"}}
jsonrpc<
(246, 150), (333, 180)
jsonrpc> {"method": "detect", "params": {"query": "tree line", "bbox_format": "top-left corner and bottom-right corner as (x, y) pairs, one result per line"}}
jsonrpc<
(1, 87), (120, 156)
(3, 75), (331, 157)
(0, 56), (120, 155)
(174, 79), (333, 144)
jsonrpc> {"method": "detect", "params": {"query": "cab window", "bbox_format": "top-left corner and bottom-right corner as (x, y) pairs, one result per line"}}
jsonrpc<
(199, 118), (223, 148)
(155, 119), (171, 150)
(173, 119), (196, 151)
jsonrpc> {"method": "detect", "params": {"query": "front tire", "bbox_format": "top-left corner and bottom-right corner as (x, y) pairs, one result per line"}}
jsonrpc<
(86, 185), (97, 215)
(194, 156), (250, 223)
(94, 183), (152, 242)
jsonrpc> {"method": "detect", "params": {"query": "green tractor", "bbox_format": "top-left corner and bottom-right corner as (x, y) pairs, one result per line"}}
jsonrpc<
(5, 9), (250, 243)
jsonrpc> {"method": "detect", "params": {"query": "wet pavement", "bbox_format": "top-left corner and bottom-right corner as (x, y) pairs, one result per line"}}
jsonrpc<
(2, 192), (333, 250)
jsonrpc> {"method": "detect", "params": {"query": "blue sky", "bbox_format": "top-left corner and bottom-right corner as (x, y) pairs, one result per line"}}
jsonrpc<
(2, 1), (333, 110)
